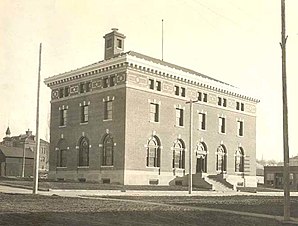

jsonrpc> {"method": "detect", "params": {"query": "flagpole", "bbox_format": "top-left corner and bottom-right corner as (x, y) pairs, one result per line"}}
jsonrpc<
(33, 43), (42, 194)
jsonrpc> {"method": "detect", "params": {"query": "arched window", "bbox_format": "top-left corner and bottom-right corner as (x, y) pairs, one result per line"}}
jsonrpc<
(172, 139), (185, 169)
(235, 147), (244, 172)
(216, 145), (227, 173)
(56, 139), (67, 167)
(102, 134), (114, 166)
(196, 142), (207, 173)
(78, 137), (89, 167)
(146, 136), (161, 167)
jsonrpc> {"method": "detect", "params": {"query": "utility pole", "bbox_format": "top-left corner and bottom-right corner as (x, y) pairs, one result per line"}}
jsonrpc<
(162, 19), (164, 61)
(33, 43), (42, 194)
(280, 0), (290, 221)
(21, 138), (27, 177)
(188, 99), (193, 194)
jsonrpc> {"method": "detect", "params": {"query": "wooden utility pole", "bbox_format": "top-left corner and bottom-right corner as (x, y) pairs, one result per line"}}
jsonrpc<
(33, 43), (42, 194)
(280, 0), (290, 221)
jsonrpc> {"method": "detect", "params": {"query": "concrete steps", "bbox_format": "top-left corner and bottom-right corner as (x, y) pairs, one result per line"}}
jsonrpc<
(204, 175), (234, 192)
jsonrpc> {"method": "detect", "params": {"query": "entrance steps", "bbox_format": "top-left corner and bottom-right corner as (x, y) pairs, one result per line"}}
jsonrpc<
(204, 174), (235, 191)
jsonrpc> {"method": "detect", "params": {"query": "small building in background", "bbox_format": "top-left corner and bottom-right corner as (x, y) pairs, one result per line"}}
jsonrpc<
(264, 156), (298, 190)
(0, 145), (34, 177)
(0, 127), (50, 177)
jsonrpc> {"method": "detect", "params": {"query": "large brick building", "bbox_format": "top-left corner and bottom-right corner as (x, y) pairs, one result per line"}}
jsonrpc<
(45, 29), (259, 188)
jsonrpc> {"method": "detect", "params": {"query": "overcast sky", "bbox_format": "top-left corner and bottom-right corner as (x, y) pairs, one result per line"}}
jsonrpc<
(0, 0), (297, 161)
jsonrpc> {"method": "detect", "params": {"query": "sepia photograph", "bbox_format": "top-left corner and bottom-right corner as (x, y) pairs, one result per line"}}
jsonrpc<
(0, 0), (297, 225)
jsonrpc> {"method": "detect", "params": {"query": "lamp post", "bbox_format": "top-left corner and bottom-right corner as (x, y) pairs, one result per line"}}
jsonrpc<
(21, 138), (27, 178)
(186, 98), (199, 194)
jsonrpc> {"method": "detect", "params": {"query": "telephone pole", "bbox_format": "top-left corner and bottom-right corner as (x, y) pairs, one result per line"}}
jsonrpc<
(280, 0), (290, 221)
(33, 43), (42, 194)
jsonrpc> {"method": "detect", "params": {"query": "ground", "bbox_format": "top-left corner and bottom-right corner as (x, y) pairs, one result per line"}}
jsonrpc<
(0, 193), (298, 226)
(0, 178), (297, 225)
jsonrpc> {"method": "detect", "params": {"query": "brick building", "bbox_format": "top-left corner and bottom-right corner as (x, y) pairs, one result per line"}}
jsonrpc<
(45, 29), (259, 188)
(1, 127), (50, 174)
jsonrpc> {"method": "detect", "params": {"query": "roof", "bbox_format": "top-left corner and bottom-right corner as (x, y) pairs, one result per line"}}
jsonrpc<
(44, 50), (260, 102)
(0, 145), (34, 159)
(126, 51), (233, 87)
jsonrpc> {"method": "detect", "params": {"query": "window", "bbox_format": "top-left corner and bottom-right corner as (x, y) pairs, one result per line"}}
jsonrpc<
(103, 77), (109, 88)
(198, 112), (206, 130)
(236, 101), (245, 111)
(81, 104), (89, 123)
(149, 79), (154, 89)
(65, 87), (70, 97)
(219, 116), (226, 133)
(57, 149), (67, 167)
(156, 81), (161, 91)
(218, 97), (227, 107)
(102, 134), (114, 166)
(110, 76), (115, 87)
(56, 139), (67, 168)
(172, 139), (185, 169)
(203, 93), (208, 102)
(59, 109), (67, 126)
(104, 100), (113, 120)
(176, 108), (184, 126)
(196, 142), (207, 173)
(181, 87), (186, 97)
(146, 136), (161, 167)
(236, 101), (240, 110)
(150, 103), (159, 122)
(106, 39), (112, 48)
(174, 86), (179, 95)
(198, 91), (208, 102)
(216, 145), (227, 172)
(237, 120), (244, 136)
(85, 81), (91, 92)
(235, 147), (244, 172)
(79, 83), (85, 93)
(117, 39), (122, 48)
(78, 137), (89, 167)
(59, 88), (64, 98)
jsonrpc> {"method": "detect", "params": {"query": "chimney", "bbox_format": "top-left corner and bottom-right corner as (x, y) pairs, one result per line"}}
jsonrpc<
(103, 28), (126, 60)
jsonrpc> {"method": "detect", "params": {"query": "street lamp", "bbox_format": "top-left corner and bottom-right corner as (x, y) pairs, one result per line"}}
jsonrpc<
(21, 138), (28, 178)
(186, 98), (199, 194)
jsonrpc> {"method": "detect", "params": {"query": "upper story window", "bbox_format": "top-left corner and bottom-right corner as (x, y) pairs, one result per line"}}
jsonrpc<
(106, 39), (112, 48)
(65, 87), (70, 97)
(80, 101), (90, 124)
(181, 87), (186, 97)
(103, 77), (109, 88)
(237, 120), (244, 136)
(218, 97), (227, 107)
(149, 79), (154, 89)
(117, 39), (122, 48)
(198, 112), (206, 130)
(156, 81), (161, 91)
(174, 86), (179, 95)
(150, 103), (159, 122)
(79, 83), (85, 93)
(59, 108), (67, 127)
(110, 75), (116, 87)
(218, 116), (226, 134)
(236, 101), (245, 111)
(104, 100), (113, 120)
(175, 108), (184, 127)
(174, 85), (186, 97)
(198, 91), (208, 102)
(59, 88), (64, 98)
(85, 81), (91, 92)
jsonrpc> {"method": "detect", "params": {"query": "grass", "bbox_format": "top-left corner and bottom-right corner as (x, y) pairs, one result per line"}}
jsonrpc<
(0, 193), (296, 226)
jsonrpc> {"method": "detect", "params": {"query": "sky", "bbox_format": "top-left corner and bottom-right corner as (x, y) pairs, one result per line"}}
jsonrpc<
(0, 0), (297, 161)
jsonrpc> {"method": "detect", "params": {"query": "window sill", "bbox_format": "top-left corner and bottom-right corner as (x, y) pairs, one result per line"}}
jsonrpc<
(101, 165), (114, 168)
(146, 166), (160, 169)
(198, 128), (206, 131)
(77, 166), (89, 169)
(174, 125), (184, 128)
(59, 125), (66, 128)
(237, 135), (244, 138)
(218, 132), (226, 135)
(80, 122), (88, 125)
(56, 166), (67, 169)
(103, 119), (112, 122)
(149, 121), (160, 124)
